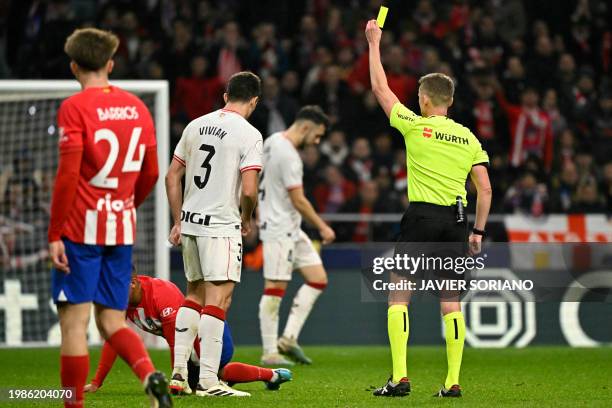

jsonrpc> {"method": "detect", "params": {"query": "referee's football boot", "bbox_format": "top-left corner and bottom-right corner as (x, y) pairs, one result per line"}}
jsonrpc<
(144, 371), (173, 407)
(434, 384), (462, 397)
(373, 377), (411, 397)
(278, 336), (312, 365)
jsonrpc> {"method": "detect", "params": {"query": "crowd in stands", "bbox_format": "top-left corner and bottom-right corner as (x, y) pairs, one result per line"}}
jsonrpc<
(1, 1), (611, 243)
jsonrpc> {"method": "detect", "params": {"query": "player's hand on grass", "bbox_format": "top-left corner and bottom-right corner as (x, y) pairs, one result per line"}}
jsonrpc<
(49, 240), (70, 273)
(84, 383), (99, 393)
(168, 224), (182, 246)
(365, 19), (382, 45)
(468, 233), (482, 256)
(319, 225), (336, 245)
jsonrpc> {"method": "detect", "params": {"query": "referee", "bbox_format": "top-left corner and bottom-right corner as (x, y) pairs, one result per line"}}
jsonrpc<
(365, 20), (492, 398)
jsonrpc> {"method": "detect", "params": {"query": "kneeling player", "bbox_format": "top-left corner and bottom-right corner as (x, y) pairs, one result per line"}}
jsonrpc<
(85, 272), (292, 394)
(258, 106), (335, 365)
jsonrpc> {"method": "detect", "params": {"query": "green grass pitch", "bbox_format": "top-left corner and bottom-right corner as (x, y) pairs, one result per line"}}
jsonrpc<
(1, 346), (611, 407)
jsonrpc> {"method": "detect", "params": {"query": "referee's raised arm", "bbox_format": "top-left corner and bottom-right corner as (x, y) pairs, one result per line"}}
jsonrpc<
(365, 20), (399, 117)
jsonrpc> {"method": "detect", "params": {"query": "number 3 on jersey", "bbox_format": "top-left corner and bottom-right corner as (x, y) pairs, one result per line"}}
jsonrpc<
(194, 144), (216, 189)
(89, 127), (145, 189)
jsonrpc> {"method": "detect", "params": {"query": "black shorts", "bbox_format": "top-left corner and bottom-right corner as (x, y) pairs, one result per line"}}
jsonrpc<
(395, 202), (468, 280)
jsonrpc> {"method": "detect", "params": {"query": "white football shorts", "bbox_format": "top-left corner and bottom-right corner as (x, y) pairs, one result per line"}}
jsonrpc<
(181, 235), (242, 282)
(263, 230), (322, 281)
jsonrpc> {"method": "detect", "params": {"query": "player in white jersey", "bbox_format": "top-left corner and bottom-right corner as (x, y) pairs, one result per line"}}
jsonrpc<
(258, 106), (335, 366)
(165, 72), (263, 397)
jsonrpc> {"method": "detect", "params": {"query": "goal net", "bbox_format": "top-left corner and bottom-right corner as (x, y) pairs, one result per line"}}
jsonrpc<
(0, 80), (169, 347)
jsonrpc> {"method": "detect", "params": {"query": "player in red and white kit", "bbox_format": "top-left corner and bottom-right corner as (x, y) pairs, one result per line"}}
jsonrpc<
(84, 272), (292, 394)
(47, 28), (171, 408)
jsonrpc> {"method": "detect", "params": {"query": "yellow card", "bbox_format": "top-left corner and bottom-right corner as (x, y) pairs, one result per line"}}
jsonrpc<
(377, 6), (389, 28)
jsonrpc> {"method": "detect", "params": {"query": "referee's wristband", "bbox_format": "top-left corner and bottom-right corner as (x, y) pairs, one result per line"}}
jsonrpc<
(472, 228), (485, 236)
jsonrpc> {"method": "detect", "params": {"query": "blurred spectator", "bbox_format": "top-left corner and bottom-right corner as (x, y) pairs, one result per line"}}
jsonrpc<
(372, 133), (394, 170)
(412, 0), (437, 38)
(554, 128), (577, 170)
(384, 45), (417, 104)
(171, 55), (223, 120)
(313, 165), (356, 213)
(135, 39), (160, 78)
(352, 90), (389, 137)
(501, 56), (528, 105)
(593, 89), (612, 163)
(570, 67), (598, 130)
(493, 0), (527, 42)
(496, 84), (553, 171)
(337, 180), (398, 242)
(302, 145), (326, 201)
(250, 75), (299, 135)
(391, 150), (407, 193)
(210, 21), (248, 84)
(36, 0), (78, 78)
(249, 22), (288, 78)
(336, 48), (355, 81)
(567, 19), (597, 70)
(542, 89), (567, 136)
(569, 176), (606, 213)
(337, 180), (379, 242)
(306, 64), (354, 128)
(593, 89), (612, 139)
(462, 75), (509, 155)
(343, 137), (374, 183)
(117, 11), (142, 69)
(291, 15), (320, 76)
(471, 14), (504, 67)
(503, 171), (550, 216)
(164, 19), (197, 82)
(527, 35), (558, 92)
(574, 149), (597, 182)
(555, 53), (577, 112)
(280, 70), (301, 100)
(301, 46), (334, 96)
(487, 154), (512, 212)
(319, 129), (349, 166)
(551, 161), (579, 212)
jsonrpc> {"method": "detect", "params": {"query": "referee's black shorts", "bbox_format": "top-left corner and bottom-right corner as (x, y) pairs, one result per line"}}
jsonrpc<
(394, 202), (468, 280)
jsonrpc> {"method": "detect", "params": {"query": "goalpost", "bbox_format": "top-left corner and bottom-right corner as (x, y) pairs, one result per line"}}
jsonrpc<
(0, 80), (170, 347)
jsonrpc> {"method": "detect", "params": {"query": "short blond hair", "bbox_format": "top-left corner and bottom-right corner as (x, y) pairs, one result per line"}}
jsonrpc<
(418, 73), (455, 107)
(64, 28), (119, 71)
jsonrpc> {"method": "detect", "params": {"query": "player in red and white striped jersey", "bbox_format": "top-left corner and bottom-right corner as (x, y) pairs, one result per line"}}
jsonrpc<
(49, 76), (156, 245)
(85, 273), (292, 394)
(48, 28), (170, 408)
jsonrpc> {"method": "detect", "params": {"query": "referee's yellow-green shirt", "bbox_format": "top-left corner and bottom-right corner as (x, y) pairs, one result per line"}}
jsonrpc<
(390, 102), (489, 206)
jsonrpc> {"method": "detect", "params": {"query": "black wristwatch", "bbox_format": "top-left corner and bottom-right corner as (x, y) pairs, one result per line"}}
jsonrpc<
(472, 228), (485, 236)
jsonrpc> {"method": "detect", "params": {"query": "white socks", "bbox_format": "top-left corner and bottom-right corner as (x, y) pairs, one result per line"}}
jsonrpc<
(282, 284), (323, 340)
(198, 309), (225, 389)
(259, 294), (282, 355)
(172, 304), (200, 377)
